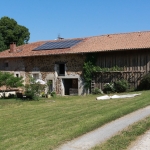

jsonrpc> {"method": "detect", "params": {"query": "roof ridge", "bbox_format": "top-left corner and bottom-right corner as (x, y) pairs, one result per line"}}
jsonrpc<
(84, 30), (150, 39)
(28, 31), (150, 43)
(29, 38), (85, 44)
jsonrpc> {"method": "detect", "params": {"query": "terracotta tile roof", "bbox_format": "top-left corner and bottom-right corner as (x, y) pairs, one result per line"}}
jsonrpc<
(0, 31), (150, 58)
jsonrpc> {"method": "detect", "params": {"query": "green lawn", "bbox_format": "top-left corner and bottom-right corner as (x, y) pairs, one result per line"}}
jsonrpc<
(0, 91), (150, 150)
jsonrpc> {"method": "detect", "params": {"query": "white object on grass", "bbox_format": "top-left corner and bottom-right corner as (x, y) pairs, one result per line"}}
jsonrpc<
(96, 93), (141, 100)
(96, 95), (110, 100)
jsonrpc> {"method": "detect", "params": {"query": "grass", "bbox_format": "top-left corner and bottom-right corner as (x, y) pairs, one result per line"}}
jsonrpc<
(92, 116), (150, 150)
(0, 91), (150, 150)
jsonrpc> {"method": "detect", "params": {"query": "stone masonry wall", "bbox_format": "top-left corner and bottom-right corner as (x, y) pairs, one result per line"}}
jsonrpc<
(24, 54), (85, 94)
(0, 54), (85, 95)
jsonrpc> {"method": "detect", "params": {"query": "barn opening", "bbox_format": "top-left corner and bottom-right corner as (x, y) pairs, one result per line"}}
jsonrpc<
(63, 79), (78, 95)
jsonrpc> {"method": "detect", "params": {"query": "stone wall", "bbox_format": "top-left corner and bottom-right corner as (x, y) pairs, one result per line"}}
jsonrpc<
(0, 54), (85, 95)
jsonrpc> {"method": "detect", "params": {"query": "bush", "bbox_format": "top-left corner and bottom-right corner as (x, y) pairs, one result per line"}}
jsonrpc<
(138, 73), (150, 90)
(24, 83), (44, 100)
(114, 79), (128, 93)
(92, 88), (103, 94)
(24, 76), (46, 100)
(24, 90), (36, 100)
(103, 80), (129, 94)
(8, 93), (15, 98)
(51, 91), (56, 97)
(103, 83), (115, 94)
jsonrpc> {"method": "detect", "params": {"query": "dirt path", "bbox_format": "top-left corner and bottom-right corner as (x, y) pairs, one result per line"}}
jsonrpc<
(128, 129), (150, 150)
(56, 106), (150, 150)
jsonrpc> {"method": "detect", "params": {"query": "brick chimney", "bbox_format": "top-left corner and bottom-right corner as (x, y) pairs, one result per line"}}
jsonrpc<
(10, 42), (16, 53)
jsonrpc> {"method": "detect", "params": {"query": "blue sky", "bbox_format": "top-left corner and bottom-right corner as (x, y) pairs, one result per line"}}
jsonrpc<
(0, 0), (150, 43)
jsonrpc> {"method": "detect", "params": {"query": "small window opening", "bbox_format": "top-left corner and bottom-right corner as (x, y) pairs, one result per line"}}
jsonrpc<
(59, 64), (65, 75)
(5, 62), (8, 67)
(32, 73), (39, 80)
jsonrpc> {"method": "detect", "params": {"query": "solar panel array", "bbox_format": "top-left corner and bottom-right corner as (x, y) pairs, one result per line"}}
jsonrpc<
(33, 39), (83, 51)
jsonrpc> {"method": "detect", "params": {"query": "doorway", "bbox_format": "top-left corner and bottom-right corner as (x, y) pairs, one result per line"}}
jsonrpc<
(63, 79), (78, 95)
(48, 80), (53, 93)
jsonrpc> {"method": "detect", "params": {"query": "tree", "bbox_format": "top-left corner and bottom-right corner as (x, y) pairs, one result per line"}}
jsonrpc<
(0, 72), (23, 97)
(0, 16), (30, 51)
(0, 33), (6, 52)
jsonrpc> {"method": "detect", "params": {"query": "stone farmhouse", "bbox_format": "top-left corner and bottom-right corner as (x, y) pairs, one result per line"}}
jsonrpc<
(0, 31), (150, 95)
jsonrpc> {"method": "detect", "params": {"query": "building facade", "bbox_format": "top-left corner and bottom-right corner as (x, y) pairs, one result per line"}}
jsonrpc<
(0, 31), (150, 95)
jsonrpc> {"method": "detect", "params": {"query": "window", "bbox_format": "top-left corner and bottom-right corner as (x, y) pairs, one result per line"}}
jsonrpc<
(32, 73), (39, 80)
(59, 64), (65, 75)
(5, 62), (8, 67)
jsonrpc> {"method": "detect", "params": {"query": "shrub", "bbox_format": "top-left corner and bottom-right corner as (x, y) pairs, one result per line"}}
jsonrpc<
(103, 83), (115, 94)
(8, 93), (15, 98)
(51, 91), (56, 97)
(138, 73), (150, 90)
(24, 76), (46, 100)
(92, 88), (103, 94)
(41, 92), (46, 97)
(114, 79), (128, 93)
(24, 90), (37, 100)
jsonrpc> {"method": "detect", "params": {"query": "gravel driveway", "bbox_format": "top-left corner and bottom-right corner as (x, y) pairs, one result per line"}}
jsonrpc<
(56, 106), (150, 150)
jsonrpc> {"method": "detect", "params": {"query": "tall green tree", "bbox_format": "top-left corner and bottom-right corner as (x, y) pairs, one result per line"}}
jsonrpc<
(0, 16), (30, 51)
(0, 33), (6, 51)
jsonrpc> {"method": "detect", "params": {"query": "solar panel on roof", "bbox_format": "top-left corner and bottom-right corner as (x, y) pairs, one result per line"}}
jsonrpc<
(33, 39), (83, 51)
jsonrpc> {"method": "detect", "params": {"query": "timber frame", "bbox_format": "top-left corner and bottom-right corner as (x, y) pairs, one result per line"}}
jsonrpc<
(91, 48), (150, 90)
(92, 71), (145, 90)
